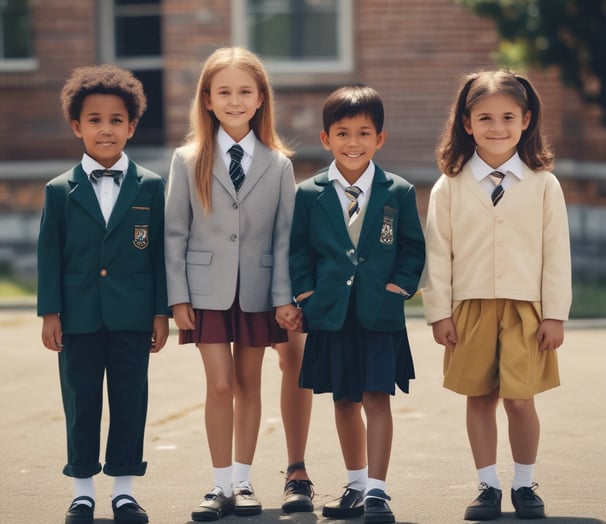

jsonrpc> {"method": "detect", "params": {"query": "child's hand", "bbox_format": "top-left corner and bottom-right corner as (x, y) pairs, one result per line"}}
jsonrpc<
(536, 319), (564, 351)
(41, 313), (63, 352)
(172, 303), (196, 331)
(151, 315), (169, 353)
(432, 317), (458, 350)
(385, 282), (410, 297)
(276, 303), (301, 331)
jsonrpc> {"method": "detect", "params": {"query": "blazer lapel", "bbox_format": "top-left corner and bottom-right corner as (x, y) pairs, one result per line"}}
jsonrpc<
(357, 165), (391, 247)
(213, 152), (238, 199)
(68, 165), (106, 227)
(236, 141), (271, 202)
(314, 172), (353, 247)
(106, 161), (141, 234)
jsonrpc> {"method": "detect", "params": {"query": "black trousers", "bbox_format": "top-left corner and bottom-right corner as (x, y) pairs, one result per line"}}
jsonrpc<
(58, 328), (151, 478)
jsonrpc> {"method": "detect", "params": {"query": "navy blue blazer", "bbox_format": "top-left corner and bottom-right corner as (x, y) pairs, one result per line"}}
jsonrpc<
(290, 164), (425, 332)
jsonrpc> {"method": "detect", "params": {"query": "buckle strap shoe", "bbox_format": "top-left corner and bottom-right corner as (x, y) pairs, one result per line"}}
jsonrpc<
(364, 488), (395, 524)
(464, 482), (502, 521)
(282, 479), (314, 513)
(65, 496), (95, 524)
(191, 488), (235, 522)
(112, 495), (149, 524)
(233, 483), (262, 516)
(511, 483), (546, 519)
(322, 486), (364, 518)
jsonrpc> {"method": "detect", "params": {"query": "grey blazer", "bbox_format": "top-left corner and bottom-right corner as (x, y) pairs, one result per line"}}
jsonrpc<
(164, 139), (295, 312)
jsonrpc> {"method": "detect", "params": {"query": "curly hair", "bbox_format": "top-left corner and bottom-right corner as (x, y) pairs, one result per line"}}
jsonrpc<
(60, 64), (147, 122)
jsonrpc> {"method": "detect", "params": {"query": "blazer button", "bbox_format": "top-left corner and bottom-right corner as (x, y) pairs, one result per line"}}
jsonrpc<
(230, 234), (238, 241)
(99, 268), (108, 277)
(232, 202), (238, 209)
(347, 248), (355, 255)
(346, 277), (354, 286)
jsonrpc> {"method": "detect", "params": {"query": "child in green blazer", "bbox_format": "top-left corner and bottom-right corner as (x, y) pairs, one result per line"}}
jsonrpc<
(37, 65), (170, 524)
(290, 85), (425, 524)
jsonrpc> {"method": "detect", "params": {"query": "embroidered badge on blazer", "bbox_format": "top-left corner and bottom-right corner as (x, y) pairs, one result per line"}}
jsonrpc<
(133, 225), (149, 249)
(380, 206), (396, 245)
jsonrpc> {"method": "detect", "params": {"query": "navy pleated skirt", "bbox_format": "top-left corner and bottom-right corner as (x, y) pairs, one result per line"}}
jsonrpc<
(299, 301), (415, 402)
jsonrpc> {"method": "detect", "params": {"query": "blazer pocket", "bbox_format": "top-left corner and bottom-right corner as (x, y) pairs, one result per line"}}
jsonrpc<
(186, 251), (214, 265)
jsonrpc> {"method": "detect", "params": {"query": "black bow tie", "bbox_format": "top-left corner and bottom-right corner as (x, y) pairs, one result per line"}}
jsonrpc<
(90, 169), (122, 186)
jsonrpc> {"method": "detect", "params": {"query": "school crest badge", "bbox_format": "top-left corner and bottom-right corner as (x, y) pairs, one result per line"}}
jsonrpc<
(380, 206), (396, 245)
(133, 225), (149, 249)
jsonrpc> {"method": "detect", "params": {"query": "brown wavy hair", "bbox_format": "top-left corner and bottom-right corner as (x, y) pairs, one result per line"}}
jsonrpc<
(436, 69), (553, 176)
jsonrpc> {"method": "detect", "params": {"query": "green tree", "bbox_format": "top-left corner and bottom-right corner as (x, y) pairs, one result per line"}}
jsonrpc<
(459, 0), (606, 124)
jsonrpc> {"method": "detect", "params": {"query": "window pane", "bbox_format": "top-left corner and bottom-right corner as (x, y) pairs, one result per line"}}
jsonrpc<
(248, 0), (338, 61)
(115, 15), (161, 57)
(1, 0), (33, 58)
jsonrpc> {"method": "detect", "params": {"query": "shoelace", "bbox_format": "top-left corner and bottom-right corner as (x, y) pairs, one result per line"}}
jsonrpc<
(516, 482), (539, 500)
(284, 479), (314, 497)
(477, 482), (499, 502)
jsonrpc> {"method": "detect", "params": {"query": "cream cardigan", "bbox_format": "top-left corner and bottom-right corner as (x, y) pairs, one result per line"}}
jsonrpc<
(422, 163), (571, 324)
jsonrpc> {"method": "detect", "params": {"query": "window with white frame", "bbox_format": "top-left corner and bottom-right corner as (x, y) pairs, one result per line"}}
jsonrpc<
(0, 0), (35, 71)
(232, 0), (353, 74)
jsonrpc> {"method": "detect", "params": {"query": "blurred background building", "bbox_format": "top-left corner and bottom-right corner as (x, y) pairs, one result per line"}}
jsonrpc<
(1, 0), (605, 315)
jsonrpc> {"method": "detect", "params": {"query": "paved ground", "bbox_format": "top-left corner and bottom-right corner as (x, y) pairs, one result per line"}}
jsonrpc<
(0, 309), (604, 524)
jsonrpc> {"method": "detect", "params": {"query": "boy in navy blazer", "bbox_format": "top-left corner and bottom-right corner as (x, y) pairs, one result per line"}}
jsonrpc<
(37, 65), (170, 524)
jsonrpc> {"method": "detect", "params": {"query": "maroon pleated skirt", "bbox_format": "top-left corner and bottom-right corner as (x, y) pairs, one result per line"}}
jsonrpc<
(179, 298), (288, 347)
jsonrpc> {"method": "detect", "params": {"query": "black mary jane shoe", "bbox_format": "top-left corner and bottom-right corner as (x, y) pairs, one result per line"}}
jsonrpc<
(112, 494), (149, 524)
(364, 489), (395, 524)
(65, 496), (95, 524)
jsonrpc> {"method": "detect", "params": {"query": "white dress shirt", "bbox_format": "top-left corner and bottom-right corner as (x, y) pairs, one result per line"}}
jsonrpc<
(217, 127), (256, 175)
(82, 152), (128, 224)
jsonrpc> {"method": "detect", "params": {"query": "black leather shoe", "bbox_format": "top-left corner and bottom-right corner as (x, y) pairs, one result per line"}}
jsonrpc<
(511, 483), (546, 519)
(65, 496), (95, 524)
(364, 489), (395, 524)
(322, 486), (364, 518)
(464, 483), (502, 521)
(281, 479), (314, 513)
(112, 495), (149, 524)
(191, 490), (235, 521)
(233, 483), (262, 516)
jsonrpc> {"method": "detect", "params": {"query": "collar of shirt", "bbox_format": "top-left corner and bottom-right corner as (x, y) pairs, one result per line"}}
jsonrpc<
(218, 126), (256, 173)
(327, 159), (375, 215)
(469, 150), (523, 194)
(82, 152), (128, 182)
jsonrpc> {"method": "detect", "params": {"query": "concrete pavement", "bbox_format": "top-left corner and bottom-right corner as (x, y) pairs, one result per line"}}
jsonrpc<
(0, 309), (604, 524)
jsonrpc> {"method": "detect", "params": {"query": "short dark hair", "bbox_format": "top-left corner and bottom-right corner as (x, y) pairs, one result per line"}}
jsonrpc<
(60, 64), (147, 122)
(322, 84), (384, 133)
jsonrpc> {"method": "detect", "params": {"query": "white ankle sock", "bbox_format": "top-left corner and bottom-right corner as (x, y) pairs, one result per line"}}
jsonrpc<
(512, 462), (535, 490)
(477, 464), (501, 490)
(346, 466), (368, 491)
(73, 477), (95, 506)
(233, 461), (251, 489)
(365, 478), (387, 497)
(112, 476), (134, 508)
(213, 465), (233, 497)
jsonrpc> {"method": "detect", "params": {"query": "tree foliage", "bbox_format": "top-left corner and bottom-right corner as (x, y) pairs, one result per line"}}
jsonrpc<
(459, 0), (606, 124)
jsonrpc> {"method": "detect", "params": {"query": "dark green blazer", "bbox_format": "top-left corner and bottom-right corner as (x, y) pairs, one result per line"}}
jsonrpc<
(290, 164), (425, 332)
(37, 161), (170, 333)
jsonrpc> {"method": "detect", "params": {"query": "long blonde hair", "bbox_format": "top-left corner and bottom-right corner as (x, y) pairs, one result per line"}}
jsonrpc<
(185, 46), (293, 213)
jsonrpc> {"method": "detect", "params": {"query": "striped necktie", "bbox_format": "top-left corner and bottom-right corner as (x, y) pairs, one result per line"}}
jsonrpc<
(490, 170), (505, 206)
(228, 144), (245, 191)
(345, 185), (362, 221)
